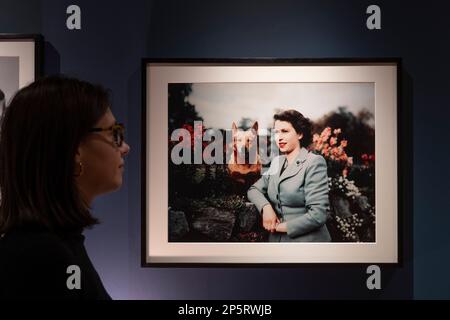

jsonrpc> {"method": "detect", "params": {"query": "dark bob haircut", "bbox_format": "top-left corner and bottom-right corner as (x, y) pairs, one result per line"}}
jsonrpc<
(0, 75), (110, 234)
(273, 109), (313, 147)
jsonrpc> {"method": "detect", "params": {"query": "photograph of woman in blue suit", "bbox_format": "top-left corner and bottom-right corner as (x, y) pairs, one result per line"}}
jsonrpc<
(247, 109), (331, 242)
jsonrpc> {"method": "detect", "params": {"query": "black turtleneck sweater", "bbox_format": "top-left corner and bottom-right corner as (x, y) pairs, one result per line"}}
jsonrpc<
(0, 225), (111, 300)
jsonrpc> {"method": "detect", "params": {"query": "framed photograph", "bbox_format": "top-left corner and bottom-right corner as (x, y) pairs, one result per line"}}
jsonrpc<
(0, 34), (43, 117)
(142, 58), (400, 265)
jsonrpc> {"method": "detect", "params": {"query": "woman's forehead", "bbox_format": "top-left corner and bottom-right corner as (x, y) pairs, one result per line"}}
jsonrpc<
(274, 120), (293, 129)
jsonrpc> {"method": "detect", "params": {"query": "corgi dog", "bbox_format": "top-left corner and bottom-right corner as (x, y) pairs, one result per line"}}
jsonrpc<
(227, 121), (262, 187)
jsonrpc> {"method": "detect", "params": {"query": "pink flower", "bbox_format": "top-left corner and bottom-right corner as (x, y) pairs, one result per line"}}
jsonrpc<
(313, 133), (320, 143)
(333, 128), (342, 135)
(330, 137), (337, 146)
(320, 127), (332, 141)
(331, 147), (340, 157)
(340, 140), (348, 148)
(315, 142), (323, 151)
(322, 144), (330, 157)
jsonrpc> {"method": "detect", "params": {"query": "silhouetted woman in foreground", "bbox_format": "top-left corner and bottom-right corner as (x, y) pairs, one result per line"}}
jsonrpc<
(0, 76), (130, 299)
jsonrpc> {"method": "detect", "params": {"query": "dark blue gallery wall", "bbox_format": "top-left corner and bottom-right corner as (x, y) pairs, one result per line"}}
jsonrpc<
(1, 0), (449, 299)
(0, 0), (41, 33)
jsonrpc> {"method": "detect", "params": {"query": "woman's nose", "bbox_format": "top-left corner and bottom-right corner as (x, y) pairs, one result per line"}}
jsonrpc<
(121, 141), (131, 156)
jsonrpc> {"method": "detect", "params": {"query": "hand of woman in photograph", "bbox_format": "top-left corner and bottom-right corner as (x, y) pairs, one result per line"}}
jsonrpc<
(262, 204), (280, 232)
(275, 222), (287, 233)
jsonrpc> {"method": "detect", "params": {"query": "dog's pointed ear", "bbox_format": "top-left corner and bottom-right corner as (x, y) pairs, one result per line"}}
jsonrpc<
(251, 121), (258, 133)
(232, 122), (238, 136)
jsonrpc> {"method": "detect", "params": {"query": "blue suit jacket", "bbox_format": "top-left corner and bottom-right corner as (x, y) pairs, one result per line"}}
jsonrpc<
(247, 147), (331, 242)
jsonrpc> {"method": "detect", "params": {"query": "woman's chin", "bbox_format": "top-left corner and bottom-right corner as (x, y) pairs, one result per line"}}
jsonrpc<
(110, 176), (123, 191)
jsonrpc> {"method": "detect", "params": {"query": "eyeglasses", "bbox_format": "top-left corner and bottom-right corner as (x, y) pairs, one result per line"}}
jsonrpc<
(89, 123), (125, 147)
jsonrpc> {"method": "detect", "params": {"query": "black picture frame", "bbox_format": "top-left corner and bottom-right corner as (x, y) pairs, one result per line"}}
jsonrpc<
(0, 33), (43, 78)
(0, 34), (43, 116)
(142, 58), (402, 267)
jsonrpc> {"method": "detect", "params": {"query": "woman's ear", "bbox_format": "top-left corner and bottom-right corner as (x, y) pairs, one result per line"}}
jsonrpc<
(298, 133), (303, 140)
(75, 144), (84, 163)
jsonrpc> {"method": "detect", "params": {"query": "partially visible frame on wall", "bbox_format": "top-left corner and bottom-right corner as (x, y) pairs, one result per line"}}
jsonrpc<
(0, 34), (43, 116)
(142, 58), (400, 266)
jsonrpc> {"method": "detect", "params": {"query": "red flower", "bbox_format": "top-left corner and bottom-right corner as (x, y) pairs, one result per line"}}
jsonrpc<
(182, 124), (194, 134)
